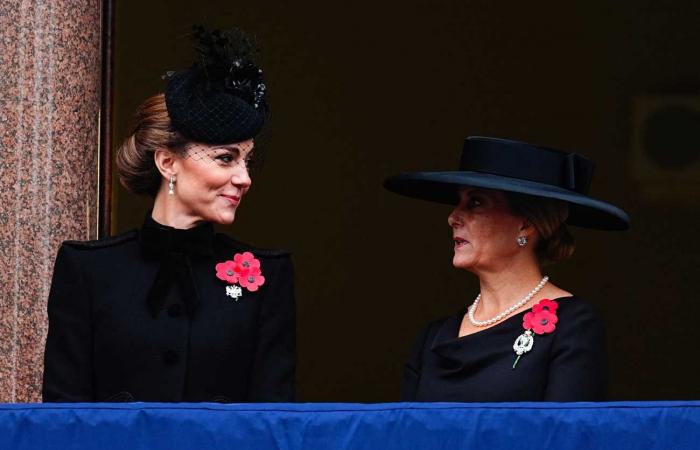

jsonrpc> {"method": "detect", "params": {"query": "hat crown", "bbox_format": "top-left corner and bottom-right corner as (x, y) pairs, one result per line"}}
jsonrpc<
(383, 136), (629, 230)
(460, 137), (595, 194)
(164, 26), (268, 145)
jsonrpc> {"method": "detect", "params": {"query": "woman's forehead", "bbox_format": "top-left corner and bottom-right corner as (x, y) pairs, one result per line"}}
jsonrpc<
(457, 187), (511, 207)
(185, 140), (254, 156)
(458, 186), (500, 196)
(200, 139), (254, 152)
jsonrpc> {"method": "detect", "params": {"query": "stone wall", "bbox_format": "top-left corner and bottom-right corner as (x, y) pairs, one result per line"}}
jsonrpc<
(0, 0), (101, 402)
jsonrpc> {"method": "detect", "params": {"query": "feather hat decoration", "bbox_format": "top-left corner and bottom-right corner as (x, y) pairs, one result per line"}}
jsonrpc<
(165, 26), (268, 145)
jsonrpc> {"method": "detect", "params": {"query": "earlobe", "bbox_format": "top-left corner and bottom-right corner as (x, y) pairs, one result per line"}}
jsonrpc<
(517, 220), (538, 247)
(519, 220), (534, 235)
(154, 148), (178, 179)
(518, 220), (536, 242)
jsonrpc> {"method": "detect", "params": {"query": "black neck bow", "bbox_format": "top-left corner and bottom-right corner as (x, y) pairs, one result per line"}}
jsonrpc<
(139, 215), (214, 318)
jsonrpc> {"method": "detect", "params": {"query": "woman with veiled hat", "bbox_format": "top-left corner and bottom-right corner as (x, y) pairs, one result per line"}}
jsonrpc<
(42, 27), (295, 403)
(385, 137), (629, 402)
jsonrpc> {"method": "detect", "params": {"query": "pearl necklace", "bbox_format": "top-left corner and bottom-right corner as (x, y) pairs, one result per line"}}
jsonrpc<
(468, 276), (549, 327)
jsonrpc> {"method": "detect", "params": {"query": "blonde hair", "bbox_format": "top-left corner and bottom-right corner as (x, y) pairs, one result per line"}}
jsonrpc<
(116, 94), (189, 197)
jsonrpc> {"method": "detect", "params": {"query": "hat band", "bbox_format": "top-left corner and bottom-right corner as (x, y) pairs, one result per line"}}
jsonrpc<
(459, 139), (594, 194)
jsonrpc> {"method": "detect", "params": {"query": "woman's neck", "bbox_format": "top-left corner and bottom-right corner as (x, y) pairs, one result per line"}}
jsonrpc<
(151, 192), (202, 229)
(473, 260), (546, 317)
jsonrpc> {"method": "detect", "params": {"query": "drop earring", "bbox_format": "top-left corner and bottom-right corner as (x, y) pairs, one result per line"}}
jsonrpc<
(168, 176), (176, 195)
(517, 236), (528, 247)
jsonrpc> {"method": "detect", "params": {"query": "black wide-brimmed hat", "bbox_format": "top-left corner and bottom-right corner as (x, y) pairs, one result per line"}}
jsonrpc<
(384, 136), (630, 230)
(165, 26), (268, 145)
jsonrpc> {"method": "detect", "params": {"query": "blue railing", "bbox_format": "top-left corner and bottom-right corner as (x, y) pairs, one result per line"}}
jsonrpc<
(2, 401), (699, 449)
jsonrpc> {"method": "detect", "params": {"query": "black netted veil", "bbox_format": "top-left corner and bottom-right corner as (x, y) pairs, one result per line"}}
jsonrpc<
(165, 27), (268, 145)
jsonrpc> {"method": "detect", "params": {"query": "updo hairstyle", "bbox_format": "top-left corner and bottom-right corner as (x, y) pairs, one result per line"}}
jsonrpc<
(116, 93), (189, 197)
(504, 192), (576, 265)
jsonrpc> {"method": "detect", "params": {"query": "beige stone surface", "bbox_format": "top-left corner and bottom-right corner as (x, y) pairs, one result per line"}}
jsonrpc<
(0, 0), (101, 402)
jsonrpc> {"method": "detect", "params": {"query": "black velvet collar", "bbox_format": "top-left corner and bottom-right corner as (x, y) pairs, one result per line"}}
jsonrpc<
(139, 215), (215, 318)
(139, 215), (214, 258)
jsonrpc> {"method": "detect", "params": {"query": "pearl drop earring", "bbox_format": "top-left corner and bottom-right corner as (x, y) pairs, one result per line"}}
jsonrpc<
(168, 176), (176, 195)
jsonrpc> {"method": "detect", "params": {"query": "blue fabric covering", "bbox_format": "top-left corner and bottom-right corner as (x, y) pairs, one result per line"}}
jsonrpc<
(1, 402), (699, 450)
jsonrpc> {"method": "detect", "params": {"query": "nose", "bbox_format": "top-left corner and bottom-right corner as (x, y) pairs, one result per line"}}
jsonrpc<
(231, 164), (252, 189)
(448, 208), (462, 228)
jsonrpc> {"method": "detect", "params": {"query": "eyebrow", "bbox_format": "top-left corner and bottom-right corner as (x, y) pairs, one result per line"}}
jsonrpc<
(213, 145), (241, 152)
(212, 145), (255, 157)
(463, 188), (488, 196)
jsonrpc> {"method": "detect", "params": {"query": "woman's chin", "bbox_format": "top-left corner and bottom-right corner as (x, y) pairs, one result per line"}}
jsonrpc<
(452, 255), (474, 270)
(210, 210), (237, 225)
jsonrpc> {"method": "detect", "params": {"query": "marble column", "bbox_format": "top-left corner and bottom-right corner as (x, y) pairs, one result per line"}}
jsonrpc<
(0, 0), (102, 402)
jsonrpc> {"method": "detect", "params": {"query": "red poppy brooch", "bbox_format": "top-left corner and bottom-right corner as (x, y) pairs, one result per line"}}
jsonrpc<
(512, 299), (559, 369)
(215, 252), (265, 301)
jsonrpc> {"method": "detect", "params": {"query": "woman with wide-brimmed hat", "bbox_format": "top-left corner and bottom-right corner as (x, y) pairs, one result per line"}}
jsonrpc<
(385, 136), (629, 402)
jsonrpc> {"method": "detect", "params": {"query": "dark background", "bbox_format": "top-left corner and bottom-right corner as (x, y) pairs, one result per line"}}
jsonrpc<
(113, 1), (700, 401)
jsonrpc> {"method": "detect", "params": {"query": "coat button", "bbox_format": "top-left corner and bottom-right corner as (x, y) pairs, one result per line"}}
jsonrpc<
(167, 304), (183, 318)
(163, 350), (179, 365)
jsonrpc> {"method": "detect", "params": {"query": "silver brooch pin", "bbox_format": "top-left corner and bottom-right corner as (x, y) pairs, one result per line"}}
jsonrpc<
(225, 285), (243, 301)
(512, 330), (534, 369)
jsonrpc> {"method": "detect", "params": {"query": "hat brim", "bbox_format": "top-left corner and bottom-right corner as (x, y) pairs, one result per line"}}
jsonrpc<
(384, 171), (630, 230)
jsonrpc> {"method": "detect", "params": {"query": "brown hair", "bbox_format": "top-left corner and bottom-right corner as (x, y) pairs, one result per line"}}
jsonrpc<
(116, 94), (189, 197)
(504, 192), (575, 265)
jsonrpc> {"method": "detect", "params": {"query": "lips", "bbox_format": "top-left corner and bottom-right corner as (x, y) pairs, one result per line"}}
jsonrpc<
(220, 194), (241, 206)
(454, 237), (469, 249)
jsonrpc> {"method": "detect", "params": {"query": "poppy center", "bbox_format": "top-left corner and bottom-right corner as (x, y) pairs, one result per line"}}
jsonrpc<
(248, 276), (255, 283)
(226, 270), (234, 276)
(540, 319), (549, 325)
(243, 261), (250, 268)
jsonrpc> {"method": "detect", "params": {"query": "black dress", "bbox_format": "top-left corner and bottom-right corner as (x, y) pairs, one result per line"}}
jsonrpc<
(43, 216), (295, 403)
(401, 297), (607, 402)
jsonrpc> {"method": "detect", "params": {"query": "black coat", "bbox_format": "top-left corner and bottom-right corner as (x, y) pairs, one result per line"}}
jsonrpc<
(401, 297), (607, 402)
(43, 217), (295, 403)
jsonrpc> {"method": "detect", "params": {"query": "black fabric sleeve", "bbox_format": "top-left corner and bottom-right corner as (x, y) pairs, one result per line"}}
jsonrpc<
(400, 323), (431, 401)
(246, 255), (296, 402)
(42, 244), (94, 402)
(544, 301), (607, 401)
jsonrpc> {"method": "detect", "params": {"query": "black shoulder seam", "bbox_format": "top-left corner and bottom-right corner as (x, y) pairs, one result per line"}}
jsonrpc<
(62, 229), (138, 250)
(215, 233), (291, 257)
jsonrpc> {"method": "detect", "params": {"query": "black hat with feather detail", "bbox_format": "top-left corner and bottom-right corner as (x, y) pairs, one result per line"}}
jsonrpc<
(165, 26), (268, 145)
